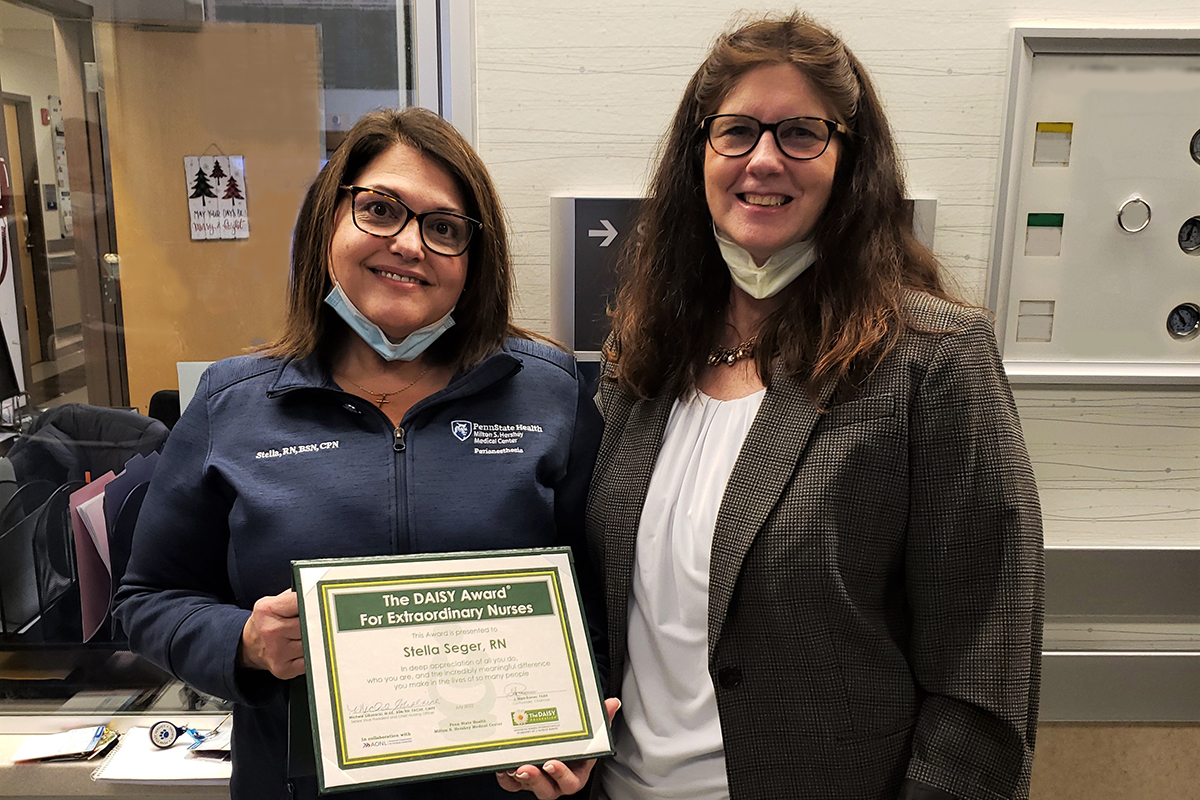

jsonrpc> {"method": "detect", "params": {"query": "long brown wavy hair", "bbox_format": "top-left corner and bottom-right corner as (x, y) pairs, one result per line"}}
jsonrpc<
(266, 107), (524, 369)
(609, 12), (955, 400)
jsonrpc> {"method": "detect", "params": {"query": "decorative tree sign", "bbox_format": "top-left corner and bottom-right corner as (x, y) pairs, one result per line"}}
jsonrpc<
(184, 155), (250, 240)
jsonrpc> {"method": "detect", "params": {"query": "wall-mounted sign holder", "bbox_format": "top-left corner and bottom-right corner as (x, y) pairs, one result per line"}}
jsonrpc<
(989, 28), (1200, 384)
(551, 196), (938, 364)
(550, 196), (642, 363)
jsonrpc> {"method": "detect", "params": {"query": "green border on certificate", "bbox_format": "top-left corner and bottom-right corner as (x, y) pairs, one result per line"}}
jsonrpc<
(319, 568), (592, 768)
(293, 548), (612, 793)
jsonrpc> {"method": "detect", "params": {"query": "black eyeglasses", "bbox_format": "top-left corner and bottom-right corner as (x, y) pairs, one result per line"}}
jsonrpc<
(340, 185), (482, 257)
(701, 114), (850, 161)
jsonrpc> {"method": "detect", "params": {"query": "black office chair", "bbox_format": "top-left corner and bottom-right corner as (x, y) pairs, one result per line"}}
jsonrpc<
(7, 404), (170, 487)
(147, 390), (181, 430)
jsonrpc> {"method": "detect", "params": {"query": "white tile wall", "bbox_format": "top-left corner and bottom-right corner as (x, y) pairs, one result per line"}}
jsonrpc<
(475, 0), (1200, 546)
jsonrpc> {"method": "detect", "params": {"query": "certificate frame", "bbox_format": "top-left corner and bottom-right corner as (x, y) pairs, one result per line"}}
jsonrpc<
(293, 548), (612, 793)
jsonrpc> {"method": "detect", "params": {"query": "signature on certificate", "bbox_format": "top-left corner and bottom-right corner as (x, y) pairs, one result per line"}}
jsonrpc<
(504, 683), (555, 701)
(350, 698), (439, 714)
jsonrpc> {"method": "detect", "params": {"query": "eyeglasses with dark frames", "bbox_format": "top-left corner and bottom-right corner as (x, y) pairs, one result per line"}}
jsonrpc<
(701, 114), (850, 161)
(340, 185), (482, 257)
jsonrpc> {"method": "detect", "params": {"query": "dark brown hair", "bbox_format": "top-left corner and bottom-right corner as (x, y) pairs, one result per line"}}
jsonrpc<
(267, 107), (520, 369)
(609, 12), (955, 399)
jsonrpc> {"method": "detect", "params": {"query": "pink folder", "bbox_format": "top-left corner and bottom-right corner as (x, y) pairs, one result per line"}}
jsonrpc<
(68, 473), (116, 642)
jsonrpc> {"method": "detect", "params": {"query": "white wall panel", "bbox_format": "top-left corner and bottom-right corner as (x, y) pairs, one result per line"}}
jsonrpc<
(474, 0), (1200, 546)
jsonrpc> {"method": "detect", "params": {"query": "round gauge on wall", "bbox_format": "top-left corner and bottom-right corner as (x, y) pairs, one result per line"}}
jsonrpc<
(1166, 303), (1200, 340)
(1192, 129), (1200, 166)
(1180, 217), (1200, 254)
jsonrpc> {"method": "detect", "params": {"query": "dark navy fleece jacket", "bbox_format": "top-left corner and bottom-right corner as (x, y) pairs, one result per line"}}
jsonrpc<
(114, 339), (605, 800)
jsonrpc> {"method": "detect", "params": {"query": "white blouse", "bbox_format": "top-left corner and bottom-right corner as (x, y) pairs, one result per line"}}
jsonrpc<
(601, 388), (766, 800)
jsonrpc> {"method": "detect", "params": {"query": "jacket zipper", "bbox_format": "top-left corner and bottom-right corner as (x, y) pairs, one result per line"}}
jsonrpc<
(352, 401), (406, 551)
(392, 420), (407, 555)
(272, 359), (519, 555)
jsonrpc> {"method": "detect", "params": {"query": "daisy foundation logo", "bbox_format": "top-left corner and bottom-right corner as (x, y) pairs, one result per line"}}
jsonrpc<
(511, 707), (558, 726)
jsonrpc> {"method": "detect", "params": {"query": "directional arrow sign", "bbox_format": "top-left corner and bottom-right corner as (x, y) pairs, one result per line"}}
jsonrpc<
(555, 197), (641, 355)
(587, 219), (618, 247)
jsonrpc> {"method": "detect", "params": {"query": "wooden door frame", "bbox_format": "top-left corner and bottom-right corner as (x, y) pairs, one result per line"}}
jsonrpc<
(0, 102), (30, 393)
(2, 94), (54, 365)
(2, 0), (129, 407)
(49, 8), (129, 407)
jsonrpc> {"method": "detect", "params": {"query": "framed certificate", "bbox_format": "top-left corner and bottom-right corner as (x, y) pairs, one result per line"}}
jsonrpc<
(293, 548), (612, 793)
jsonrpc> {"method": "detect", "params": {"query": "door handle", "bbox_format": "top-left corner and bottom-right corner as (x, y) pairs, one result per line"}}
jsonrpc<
(101, 253), (120, 303)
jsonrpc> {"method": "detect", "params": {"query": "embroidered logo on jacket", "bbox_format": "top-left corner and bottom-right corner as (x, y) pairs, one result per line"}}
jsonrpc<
(451, 420), (544, 455)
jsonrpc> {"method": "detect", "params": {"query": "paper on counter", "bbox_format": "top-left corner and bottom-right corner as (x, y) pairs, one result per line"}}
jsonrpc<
(187, 726), (232, 757)
(11, 725), (105, 763)
(91, 727), (230, 784)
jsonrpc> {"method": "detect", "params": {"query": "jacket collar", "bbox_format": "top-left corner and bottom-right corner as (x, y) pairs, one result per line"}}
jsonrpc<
(264, 345), (524, 413)
(266, 353), (338, 396)
(704, 366), (834, 660)
(601, 363), (834, 666)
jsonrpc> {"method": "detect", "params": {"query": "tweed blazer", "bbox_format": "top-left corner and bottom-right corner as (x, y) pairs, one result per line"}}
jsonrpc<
(586, 293), (1043, 800)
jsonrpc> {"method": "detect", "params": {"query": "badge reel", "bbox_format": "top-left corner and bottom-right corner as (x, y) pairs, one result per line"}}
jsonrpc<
(148, 713), (231, 749)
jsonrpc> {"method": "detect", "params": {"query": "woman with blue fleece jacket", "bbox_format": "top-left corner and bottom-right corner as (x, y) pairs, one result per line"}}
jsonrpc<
(115, 108), (606, 800)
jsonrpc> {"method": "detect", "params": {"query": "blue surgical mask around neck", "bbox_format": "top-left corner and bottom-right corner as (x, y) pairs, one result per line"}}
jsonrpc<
(324, 281), (455, 362)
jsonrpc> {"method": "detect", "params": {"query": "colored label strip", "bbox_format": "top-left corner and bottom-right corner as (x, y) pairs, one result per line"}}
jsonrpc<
(1027, 213), (1064, 228)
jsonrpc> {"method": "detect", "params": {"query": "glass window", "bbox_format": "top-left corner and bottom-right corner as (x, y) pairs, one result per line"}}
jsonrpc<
(0, 0), (458, 719)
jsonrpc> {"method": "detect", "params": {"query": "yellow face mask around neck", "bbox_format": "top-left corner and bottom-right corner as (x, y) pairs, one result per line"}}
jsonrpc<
(713, 225), (818, 299)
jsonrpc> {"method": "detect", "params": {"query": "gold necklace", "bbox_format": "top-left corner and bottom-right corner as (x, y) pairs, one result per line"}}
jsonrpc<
(339, 364), (431, 408)
(707, 336), (757, 367)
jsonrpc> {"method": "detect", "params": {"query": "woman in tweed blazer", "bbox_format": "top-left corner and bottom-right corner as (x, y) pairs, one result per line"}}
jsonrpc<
(499, 12), (1042, 800)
